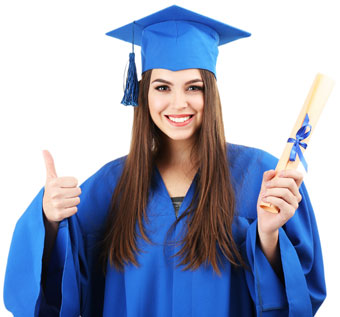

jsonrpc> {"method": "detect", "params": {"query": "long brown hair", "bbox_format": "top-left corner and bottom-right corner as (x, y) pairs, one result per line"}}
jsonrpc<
(101, 69), (244, 275)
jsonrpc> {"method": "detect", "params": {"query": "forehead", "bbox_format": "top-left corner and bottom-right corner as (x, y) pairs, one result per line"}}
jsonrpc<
(150, 68), (202, 82)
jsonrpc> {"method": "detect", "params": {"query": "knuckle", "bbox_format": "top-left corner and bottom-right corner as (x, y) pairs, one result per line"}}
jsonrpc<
(53, 200), (62, 209)
(288, 178), (295, 187)
(283, 208), (294, 221)
(55, 210), (64, 221)
(296, 170), (303, 179)
(67, 207), (77, 217)
(49, 178), (58, 187)
(72, 177), (79, 186)
(278, 199), (285, 209)
(291, 200), (298, 210)
(50, 191), (60, 199)
(282, 188), (290, 200)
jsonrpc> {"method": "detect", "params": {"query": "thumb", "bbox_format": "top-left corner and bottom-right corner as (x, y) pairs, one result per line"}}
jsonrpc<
(42, 150), (57, 179)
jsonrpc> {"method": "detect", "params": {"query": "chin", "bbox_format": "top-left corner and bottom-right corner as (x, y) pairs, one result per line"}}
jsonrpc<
(164, 130), (197, 142)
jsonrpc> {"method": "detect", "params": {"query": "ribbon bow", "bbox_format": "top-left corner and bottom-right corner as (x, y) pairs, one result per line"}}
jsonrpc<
(287, 113), (312, 172)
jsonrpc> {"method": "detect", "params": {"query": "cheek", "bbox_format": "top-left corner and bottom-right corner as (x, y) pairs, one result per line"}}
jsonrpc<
(148, 93), (167, 117)
(193, 95), (204, 113)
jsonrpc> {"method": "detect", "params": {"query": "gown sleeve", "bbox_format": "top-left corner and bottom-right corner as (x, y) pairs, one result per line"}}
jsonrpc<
(238, 147), (326, 316)
(3, 159), (121, 316)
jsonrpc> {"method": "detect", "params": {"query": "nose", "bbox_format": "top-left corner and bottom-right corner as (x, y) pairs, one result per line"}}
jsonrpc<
(170, 89), (188, 110)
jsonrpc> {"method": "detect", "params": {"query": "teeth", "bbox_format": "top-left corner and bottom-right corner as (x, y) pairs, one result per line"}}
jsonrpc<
(168, 116), (191, 123)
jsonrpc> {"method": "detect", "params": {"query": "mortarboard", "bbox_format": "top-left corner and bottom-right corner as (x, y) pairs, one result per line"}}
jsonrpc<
(106, 5), (251, 106)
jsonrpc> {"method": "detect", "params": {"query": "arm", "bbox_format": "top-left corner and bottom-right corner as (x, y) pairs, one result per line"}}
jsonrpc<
(256, 229), (283, 282)
(4, 153), (120, 316)
(256, 169), (304, 281)
(41, 216), (59, 289)
(244, 169), (326, 316)
(231, 146), (326, 316)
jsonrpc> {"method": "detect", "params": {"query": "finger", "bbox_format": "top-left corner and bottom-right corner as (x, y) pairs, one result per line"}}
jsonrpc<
(55, 197), (81, 209)
(263, 170), (277, 183)
(262, 195), (296, 215)
(43, 150), (57, 179)
(63, 206), (78, 218)
(55, 206), (78, 221)
(60, 187), (82, 198)
(53, 176), (79, 188)
(64, 206), (78, 218)
(259, 170), (277, 199)
(278, 169), (304, 188)
(265, 177), (301, 200)
(263, 188), (299, 210)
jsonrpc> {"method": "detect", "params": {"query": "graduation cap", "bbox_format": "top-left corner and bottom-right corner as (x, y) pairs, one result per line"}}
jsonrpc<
(106, 5), (251, 106)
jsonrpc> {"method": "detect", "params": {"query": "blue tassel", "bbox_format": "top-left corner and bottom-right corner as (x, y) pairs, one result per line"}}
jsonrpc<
(121, 52), (139, 106)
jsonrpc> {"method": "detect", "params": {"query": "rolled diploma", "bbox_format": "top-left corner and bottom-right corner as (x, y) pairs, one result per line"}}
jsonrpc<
(260, 73), (335, 213)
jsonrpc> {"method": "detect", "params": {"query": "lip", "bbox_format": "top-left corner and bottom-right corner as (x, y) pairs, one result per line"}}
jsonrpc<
(165, 114), (194, 127)
(165, 114), (194, 118)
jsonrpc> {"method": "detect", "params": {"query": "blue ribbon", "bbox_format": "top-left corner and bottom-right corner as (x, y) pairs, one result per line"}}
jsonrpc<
(287, 113), (312, 172)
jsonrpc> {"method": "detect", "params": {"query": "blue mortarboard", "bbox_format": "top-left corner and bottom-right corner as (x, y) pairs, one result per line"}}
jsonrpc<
(106, 5), (251, 106)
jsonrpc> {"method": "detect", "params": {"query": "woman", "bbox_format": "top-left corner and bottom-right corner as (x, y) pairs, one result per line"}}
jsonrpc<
(4, 5), (325, 316)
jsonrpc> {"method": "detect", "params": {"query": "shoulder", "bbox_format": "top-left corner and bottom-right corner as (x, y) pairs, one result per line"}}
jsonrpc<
(76, 155), (127, 235)
(227, 142), (278, 172)
(96, 155), (127, 176)
(85, 155), (127, 187)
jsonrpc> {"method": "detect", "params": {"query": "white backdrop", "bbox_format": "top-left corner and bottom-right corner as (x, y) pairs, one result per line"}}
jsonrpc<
(1, 0), (339, 315)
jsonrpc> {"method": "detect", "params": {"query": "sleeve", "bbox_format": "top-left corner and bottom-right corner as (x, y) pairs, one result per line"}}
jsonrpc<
(241, 151), (326, 316)
(3, 161), (118, 316)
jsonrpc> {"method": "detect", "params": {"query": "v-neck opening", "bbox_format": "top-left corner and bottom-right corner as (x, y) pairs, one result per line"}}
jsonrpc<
(153, 166), (198, 219)
(154, 165), (198, 200)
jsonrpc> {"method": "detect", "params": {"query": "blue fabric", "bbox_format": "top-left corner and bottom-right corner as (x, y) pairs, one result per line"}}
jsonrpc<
(141, 20), (219, 76)
(106, 5), (251, 77)
(4, 144), (326, 316)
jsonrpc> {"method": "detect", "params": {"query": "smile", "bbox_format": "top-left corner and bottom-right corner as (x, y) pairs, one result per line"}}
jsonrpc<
(165, 115), (194, 126)
(168, 115), (191, 122)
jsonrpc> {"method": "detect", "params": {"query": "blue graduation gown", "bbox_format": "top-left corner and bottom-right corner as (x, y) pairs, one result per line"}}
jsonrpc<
(4, 144), (326, 316)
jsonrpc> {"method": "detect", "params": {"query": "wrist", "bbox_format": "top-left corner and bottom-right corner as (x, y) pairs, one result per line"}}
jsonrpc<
(43, 211), (60, 231)
(257, 227), (279, 243)
(257, 227), (279, 257)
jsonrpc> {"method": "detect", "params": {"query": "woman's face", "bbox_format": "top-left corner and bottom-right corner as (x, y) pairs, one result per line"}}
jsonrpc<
(148, 68), (204, 142)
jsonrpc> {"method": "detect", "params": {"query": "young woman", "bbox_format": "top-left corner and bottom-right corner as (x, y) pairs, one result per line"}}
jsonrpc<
(4, 5), (325, 317)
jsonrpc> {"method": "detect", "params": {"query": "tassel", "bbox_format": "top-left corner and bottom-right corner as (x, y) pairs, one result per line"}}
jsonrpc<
(121, 52), (139, 106)
(121, 22), (139, 106)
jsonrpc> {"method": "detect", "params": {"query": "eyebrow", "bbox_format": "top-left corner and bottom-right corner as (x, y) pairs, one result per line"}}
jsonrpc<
(151, 78), (203, 85)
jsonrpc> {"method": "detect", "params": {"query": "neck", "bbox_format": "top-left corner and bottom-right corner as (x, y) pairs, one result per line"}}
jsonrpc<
(157, 134), (198, 169)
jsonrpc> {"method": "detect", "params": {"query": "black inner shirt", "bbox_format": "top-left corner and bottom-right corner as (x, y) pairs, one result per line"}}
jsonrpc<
(170, 196), (185, 218)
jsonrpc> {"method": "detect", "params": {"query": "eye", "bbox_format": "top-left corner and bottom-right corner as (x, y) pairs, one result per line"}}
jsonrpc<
(155, 85), (169, 91)
(188, 85), (204, 92)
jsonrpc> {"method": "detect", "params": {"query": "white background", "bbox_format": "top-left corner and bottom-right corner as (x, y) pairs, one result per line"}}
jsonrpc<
(0, 0), (339, 315)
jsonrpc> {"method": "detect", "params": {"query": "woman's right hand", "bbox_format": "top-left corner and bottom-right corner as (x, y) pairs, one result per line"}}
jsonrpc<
(42, 150), (81, 223)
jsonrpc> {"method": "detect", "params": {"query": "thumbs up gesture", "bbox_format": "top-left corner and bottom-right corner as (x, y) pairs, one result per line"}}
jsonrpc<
(42, 150), (81, 223)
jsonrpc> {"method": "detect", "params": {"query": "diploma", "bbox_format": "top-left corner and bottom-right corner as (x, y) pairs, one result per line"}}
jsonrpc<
(260, 73), (335, 213)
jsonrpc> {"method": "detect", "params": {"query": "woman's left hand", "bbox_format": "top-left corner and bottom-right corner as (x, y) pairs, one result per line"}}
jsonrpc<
(257, 169), (304, 238)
